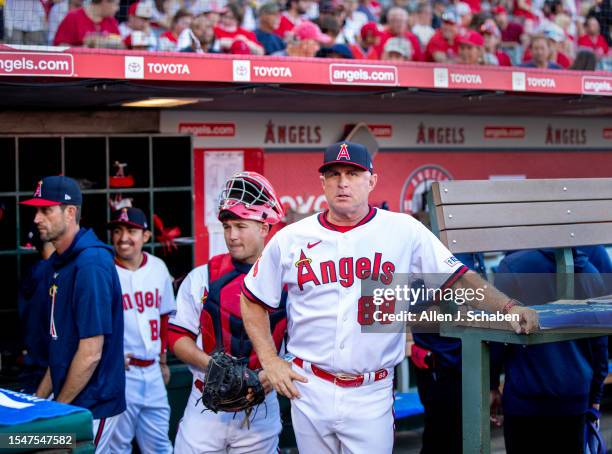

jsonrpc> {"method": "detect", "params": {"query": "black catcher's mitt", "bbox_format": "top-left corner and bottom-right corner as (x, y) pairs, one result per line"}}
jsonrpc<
(201, 351), (265, 413)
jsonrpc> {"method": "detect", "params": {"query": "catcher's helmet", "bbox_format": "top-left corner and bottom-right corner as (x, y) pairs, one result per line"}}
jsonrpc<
(218, 171), (284, 224)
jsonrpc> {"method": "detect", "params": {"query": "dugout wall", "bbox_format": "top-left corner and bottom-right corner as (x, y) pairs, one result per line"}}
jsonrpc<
(0, 133), (194, 379)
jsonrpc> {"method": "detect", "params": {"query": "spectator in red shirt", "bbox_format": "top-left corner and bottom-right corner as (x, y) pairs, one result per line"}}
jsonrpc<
(588, 0), (612, 48)
(493, 5), (526, 46)
(350, 21), (381, 59)
(425, 9), (459, 62)
(54, 0), (121, 47)
(377, 7), (423, 61)
(158, 9), (193, 51)
(275, 0), (311, 39)
(457, 30), (485, 64)
(214, 3), (264, 55)
(481, 19), (512, 65)
(578, 16), (609, 57)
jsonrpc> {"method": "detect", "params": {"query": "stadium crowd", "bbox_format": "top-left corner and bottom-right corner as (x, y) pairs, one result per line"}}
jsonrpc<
(1, 0), (611, 69)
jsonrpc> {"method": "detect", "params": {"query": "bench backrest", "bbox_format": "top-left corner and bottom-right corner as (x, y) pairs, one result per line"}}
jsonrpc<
(428, 178), (612, 254)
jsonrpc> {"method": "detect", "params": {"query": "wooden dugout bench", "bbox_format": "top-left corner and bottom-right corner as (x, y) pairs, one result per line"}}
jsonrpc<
(427, 178), (612, 454)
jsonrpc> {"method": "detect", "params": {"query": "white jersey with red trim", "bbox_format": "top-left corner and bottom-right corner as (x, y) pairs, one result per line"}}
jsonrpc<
(168, 264), (209, 382)
(116, 252), (176, 361)
(243, 207), (467, 374)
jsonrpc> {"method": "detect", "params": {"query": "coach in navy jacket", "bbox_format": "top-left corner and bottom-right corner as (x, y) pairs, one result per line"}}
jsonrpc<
(491, 248), (609, 454)
(21, 176), (125, 451)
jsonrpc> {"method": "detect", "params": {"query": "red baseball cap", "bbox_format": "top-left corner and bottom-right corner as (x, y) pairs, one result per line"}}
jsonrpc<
(229, 40), (251, 54)
(480, 19), (501, 37)
(293, 21), (332, 44)
(457, 30), (485, 46)
(128, 1), (153, 19)
(492, 5), (507, 14)
(360, 22), (381, 40)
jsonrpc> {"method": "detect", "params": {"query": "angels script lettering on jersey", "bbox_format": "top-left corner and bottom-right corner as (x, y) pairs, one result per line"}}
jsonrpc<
(295, 250), (396, 290)
(122, 289), (161, 313)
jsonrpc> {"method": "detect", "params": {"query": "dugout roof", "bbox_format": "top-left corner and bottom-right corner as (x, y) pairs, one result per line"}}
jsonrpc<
(0, 47), (610, 116)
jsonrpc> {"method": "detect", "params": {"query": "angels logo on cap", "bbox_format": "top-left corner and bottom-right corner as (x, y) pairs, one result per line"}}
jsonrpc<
(108, 207), (149, 230)
(33, 181), (43, 198)
(319, 141), (373, 173)
(20, 176), (82, 207)
(336, 143), (351, 161)
(118, 208), (130, 223)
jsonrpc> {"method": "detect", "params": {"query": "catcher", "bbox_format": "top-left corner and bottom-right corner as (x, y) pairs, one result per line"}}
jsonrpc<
(169, 172), (287, 454)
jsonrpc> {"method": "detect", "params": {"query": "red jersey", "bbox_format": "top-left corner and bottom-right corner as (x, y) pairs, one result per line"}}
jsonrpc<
(274, 13), (298, 38)
(377, 30), (423, 61)
(463, 0), (482, 13)
(160, 30), (178, 43)
(513, 0), (537, 20)
(578, 34), (609, 56)
(214, 26), (260, 45)
(500, 22), (524, 43)
(496, 50), (512, 66)
(169, 253), (287, 370)
(350, 43), (380, 60)
(53, 7), (120, 46)
(424, 29), (459, 62)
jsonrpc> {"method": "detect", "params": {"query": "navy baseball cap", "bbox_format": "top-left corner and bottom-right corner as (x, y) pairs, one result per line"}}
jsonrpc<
(108, 207), (149, 230)
(21, 176), (82, 207)
(319, 141), (374, 173)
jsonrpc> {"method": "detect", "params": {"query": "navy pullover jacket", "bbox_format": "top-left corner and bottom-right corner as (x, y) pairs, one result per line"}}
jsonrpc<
(492, 248), (608, 416)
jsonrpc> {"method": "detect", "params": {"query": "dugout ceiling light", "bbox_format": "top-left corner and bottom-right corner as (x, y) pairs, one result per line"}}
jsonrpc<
(121, 98), (212, 108)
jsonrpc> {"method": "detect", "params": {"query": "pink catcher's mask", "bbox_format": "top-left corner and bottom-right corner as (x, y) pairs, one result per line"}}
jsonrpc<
(218, 171), (284, 225)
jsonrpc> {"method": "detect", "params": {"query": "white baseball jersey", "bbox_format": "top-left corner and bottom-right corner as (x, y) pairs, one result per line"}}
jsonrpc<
(171, 262), (283, 454)
(243, 207), (467, 374)
(116, 252), (176, 360)
(169, 264), (209, 382)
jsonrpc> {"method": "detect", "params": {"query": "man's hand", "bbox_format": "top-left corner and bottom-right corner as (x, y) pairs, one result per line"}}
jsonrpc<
(587, 405), (601, 429)
(161, 362), (171, 385)
(124, 353), (134, 371)
(490, 389), (503, 427)
(35, 368), (52, 399)
(258, 369), (273, 394)
(263, 357), (308, 399)
(246, 370), (273, 401)
(508, 306), (539, 334)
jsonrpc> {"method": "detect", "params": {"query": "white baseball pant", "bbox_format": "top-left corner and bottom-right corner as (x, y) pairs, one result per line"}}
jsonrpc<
(290, 362), (395, 454)
(109, 363), (172, 454)
(174, 382), (281, 454)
